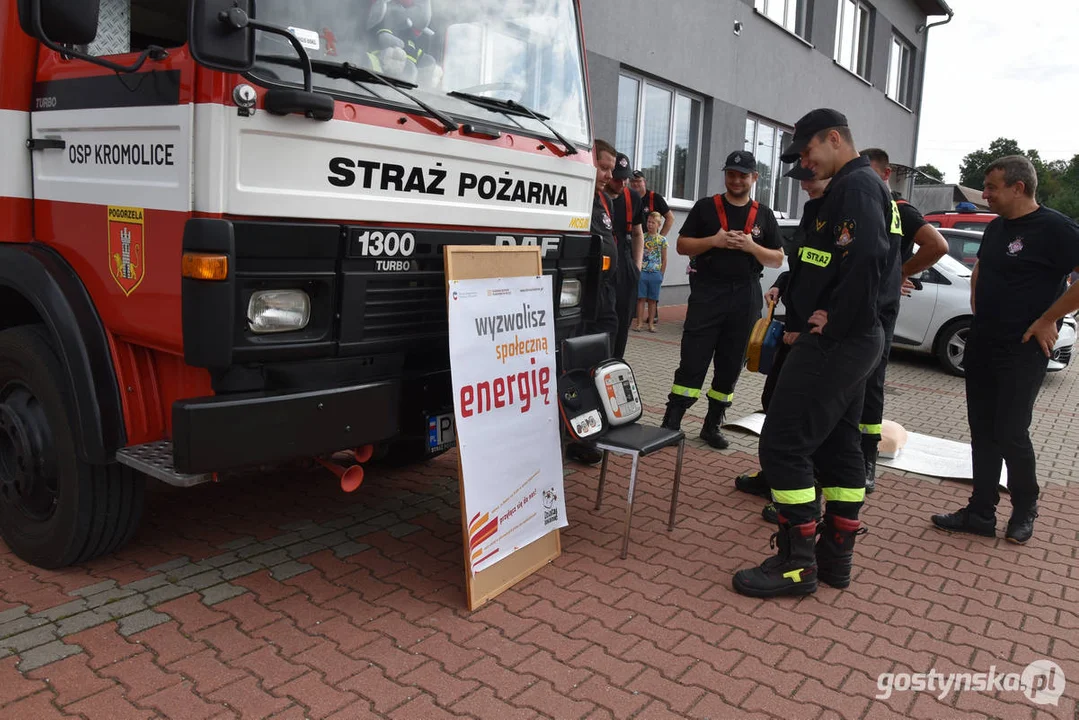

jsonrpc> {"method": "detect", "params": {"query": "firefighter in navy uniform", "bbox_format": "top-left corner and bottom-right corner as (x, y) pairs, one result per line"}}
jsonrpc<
(732, 109), (899, 598)
(660, 151), (784, 448)
(734, 164), (830, 513)
(857, 148), (948, 493)
(565, 139), (620, 466)
(605, 153), (645, 359)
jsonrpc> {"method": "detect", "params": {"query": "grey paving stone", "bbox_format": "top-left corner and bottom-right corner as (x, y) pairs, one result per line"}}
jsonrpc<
(194, 552), (239, 570)
(144, 584), (193, 606)
(332, 541), (371, 559)
(117, 610), (171, 637)
(122, 575), (170, 593)
(283, 541), (324, 560)
(236, 543), (273, 560)
(3, 625), (58, 653)
(311, 530), (350, 548)
(270, 562), (314, 581)
(0, 616), (50, 640)
(98, 596), (147, 621)
(56, 610), (110, 637)
(387, 523), (422, 539)
(280, 520), (318, 532)
(36, 599), (91, 622)
(164, 563), (210, 581)
(218, 561), (262, 581)
(267, 532), (303, 548)
(176, 570), (225, 591)
(147, 558), (192, 574)
(0, 606), (29, 625)
(84, 588), (138, 610)
(17, 641), (82, 672)
(321, 516), (356, 530)
(246, 549), (290, 567)
(199, 583), (248, 606)
(71, 580), (117, 597)
(219, 536), (257, 551)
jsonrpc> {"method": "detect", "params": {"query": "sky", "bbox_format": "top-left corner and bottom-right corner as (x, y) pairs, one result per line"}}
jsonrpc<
(916, 0), (1079, 185)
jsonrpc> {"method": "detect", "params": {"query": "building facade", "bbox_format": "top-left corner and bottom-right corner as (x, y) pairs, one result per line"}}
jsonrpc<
(580, 0), (952, 297)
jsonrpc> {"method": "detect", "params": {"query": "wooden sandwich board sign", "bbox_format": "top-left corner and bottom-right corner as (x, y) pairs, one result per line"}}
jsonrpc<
(444, 246), (567, 611)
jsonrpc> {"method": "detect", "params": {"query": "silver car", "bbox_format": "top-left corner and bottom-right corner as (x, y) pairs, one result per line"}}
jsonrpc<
(764, 221), (1076, 376)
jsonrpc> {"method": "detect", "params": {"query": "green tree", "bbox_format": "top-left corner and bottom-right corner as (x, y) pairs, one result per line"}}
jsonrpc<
(915, 163), (944, 183)
(959, 137), (1022, 189)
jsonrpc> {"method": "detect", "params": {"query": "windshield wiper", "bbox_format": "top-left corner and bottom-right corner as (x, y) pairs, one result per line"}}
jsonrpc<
(254, 55), (459, 133)
(447, 91), (578, 155)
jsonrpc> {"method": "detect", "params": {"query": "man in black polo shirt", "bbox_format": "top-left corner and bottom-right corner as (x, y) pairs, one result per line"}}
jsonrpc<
(858, 148), (948, 493)
(932, 155), (1079, 544)
(660, 151), (783, 449)
(605, 153), (645, 359)
(733, 109), (897, 598)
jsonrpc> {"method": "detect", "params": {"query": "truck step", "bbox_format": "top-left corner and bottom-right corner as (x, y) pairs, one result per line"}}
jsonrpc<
(115, 441), (213, 488)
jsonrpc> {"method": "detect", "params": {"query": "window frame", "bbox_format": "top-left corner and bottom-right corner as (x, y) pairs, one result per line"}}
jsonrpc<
(834, 0), (873, 80)
(743, 115), (797, 218)
(886, 32), (914, 108)
(753, 0), (809, 39)
(615, 70), (704, 204)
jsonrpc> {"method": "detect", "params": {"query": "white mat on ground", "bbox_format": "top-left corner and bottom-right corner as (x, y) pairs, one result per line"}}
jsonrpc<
(724, 413), (1008, 489)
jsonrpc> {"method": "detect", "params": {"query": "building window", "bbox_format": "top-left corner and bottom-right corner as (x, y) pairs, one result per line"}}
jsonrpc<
(744, 116), (796, 217)
(615, 73), (702, 202)
(754, 0), (808, 38)
(834, 0), (872, 78)
(887, 34), (914, 107)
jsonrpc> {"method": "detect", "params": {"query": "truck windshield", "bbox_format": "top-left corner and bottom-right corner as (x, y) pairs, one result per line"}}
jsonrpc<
(249, 0), (591, 147)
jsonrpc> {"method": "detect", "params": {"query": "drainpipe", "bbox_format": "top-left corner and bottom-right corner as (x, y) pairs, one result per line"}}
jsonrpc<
(911, 2), (954, 187)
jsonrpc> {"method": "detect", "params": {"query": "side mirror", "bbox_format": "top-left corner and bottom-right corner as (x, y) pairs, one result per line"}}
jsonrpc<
(17, 0), (100, 45)
(189, 0), (256, 72)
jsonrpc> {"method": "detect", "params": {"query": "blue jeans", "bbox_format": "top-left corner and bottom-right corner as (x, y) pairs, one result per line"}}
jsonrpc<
(638, 270), (663, 301)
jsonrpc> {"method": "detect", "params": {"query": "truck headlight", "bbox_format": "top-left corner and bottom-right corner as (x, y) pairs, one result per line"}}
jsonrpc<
(560, 278), (582, 308)
(247, 290), (311, 333)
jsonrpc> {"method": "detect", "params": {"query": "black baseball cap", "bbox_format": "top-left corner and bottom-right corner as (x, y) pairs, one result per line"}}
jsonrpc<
(631, 169), (645, 179)
(613, 153), (633, 180)
(784, 164), (815, 180)
(723, 151), (756, 174)
(779, 108), (849, 163)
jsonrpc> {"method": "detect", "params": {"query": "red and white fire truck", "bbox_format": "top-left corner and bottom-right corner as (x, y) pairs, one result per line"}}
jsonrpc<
(0, 0), (601, 568)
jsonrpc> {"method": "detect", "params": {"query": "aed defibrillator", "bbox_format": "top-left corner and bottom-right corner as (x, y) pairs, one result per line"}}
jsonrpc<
(558, 359), (643, 442)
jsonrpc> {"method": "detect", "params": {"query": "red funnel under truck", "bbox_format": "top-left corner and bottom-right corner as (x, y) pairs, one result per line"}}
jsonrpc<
(0, 0), (601, 568)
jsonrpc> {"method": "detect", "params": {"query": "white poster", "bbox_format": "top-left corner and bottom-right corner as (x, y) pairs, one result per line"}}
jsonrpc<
(448, 274), (568, 575)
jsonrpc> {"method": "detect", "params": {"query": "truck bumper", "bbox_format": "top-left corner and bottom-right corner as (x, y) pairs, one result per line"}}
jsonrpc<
(171, 380), (401, 474)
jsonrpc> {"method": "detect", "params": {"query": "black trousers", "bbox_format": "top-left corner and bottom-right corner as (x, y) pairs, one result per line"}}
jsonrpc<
(612, 242), (639, 359)
(859, 301), (899, 439)
(589, 273), (619, 353)
(668, 278), (760, 408)
(761, 341), (792, 412)
(965, 329), (1047, 516)
(759, 328), (884, 524)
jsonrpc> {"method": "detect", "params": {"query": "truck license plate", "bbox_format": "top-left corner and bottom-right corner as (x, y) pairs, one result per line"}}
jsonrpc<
(428, 413), (455, 452)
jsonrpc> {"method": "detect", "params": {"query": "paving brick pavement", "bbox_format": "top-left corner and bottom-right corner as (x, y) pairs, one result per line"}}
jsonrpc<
(1, 307), (1077, 719)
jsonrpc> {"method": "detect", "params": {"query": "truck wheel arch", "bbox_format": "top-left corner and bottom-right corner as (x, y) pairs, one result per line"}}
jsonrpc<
(0, 243), (126, 464)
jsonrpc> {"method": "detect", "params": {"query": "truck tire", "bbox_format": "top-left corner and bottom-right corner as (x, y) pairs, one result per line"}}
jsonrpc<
(0, 325), (144, 569)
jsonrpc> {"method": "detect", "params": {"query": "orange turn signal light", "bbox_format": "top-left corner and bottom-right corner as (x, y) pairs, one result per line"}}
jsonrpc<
(602, 255), (611, 271)
(182, 252), (228, 281)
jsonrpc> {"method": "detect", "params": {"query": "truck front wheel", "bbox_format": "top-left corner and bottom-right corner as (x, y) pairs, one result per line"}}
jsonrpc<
(0, 325), (144, 569)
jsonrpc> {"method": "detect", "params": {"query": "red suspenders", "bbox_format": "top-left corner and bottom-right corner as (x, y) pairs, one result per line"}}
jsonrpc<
(713, 195), (759, 233)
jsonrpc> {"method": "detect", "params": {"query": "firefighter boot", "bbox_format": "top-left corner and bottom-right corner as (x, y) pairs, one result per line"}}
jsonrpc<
(815, 514), (868, 589)
(699, 400), (730, 450)
(735, 469), (770, 498)
(862, 434), (879, 494)
(661, 402), (687, 432)
(732, 516), (819, 598)
(763, 485), (821, 524)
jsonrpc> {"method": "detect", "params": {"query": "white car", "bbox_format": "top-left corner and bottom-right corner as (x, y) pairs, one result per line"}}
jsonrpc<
(763, 220), (1076, 376)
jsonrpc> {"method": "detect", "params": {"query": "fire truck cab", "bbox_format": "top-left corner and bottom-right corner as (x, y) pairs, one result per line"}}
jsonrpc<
(0, 0), (600, 568)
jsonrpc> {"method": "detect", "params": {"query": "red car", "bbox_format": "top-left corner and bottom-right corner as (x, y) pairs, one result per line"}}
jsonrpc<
(924, 209), (997, 232)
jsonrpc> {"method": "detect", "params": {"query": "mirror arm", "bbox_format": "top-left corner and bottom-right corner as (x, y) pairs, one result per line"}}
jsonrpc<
(219, 8), (312, 92)
(30, 0), (167, 73)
